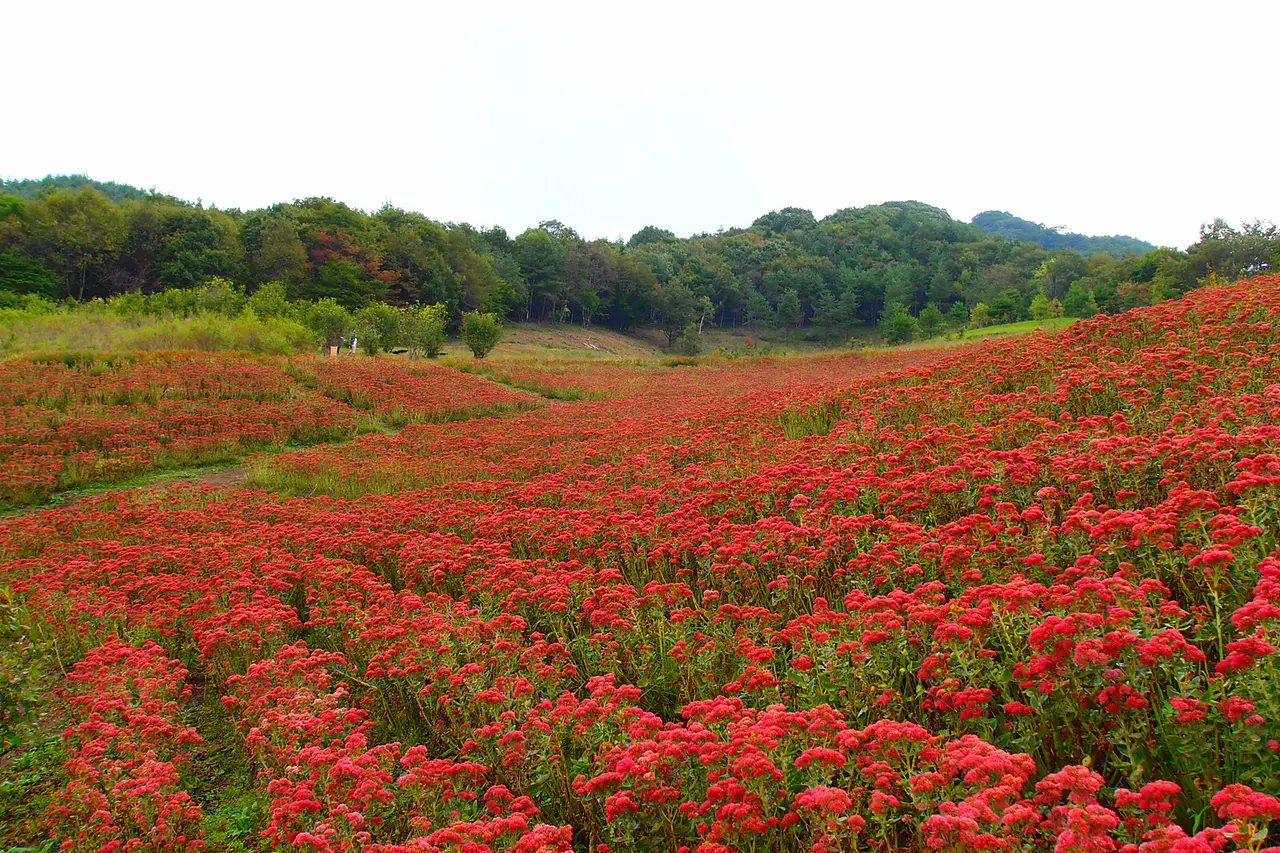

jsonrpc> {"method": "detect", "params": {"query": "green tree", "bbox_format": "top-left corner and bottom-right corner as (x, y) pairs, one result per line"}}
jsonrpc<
(401, 303), (447, 359)
(811, 289), (839, 327)
(254, 217), (309, 285)
(970, 302), (991, 328)
(302, 257), (385, 309)
(355, 302), (403, 355)
(1029, 292), (1053, 321)
(809, 284), (859, 330)
(776, 289), (803, 329)
(1032, 250), (1089, 299)
(0, 194), (27, 250)
(154, 207), (239, 289)
(1062, 282), (1099, 318)
(513, 228), (566, 319)
(628, 225), (676, 247)
(461, 311), (502, 358)
(752, 207), (817, 235)
(22, 187), (125, 299)
(991, 289), (1023, 323)
(0, 252), (58, 299)
(745, 291), (776, 328)
(674, 323), (703, 356)
(1187, 218), (1278, 281)
(305, 298), (352, 349)
(446, 227), (507, 313)
(878, 302), (918, 344)
(488, 251), (527, 317)
(653, 280), (699, 346)
(245, 281), (292, 319)
(1091, 279), (1118, 313)
(947, 301), (968, 328)
(576, 289), (602, 326)
(918, 302), (944, 337)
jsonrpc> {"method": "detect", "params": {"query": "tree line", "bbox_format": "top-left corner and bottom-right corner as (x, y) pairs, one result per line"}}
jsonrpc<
(1, 176), (1276, 344)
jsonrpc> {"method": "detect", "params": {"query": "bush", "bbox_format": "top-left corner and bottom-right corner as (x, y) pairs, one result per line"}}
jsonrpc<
(246, 281), (293, 320)
(778, 398), (842, 438)
(879, 303), (918, 344)
(1030, 293), (1053, 321)
(354, 303), (403, 355)
(305, 299), (352, 349)
(674, 323), (703, 356)
(108, 278), (247, 318)
(401, 304), (447, 359)
(0, 292), (57, 313)
(970, 302), (992, 328)
(919, 303), (944, 337)
(461, 311), (502, 358)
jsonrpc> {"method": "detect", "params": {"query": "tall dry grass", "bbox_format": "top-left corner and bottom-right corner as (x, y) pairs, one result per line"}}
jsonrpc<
(0, 308), (318, 356)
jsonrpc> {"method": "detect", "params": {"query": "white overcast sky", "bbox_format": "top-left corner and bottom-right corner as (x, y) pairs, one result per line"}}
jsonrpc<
(4, 0), (1277, 249)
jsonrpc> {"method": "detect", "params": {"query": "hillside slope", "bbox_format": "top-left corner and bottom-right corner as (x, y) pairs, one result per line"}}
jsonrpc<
(438, 323), (662, 359)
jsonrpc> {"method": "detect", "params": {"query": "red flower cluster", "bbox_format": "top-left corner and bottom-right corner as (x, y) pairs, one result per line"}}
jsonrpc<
(49, 639), (204, 852)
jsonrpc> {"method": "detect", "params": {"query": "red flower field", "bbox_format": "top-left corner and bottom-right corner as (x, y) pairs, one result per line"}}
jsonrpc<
(0, 353), (542, 506)
(3, 276), (1280, 851)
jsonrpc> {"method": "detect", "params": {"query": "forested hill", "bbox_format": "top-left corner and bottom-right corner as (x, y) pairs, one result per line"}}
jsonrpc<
(971, 210), (1156, 256)
(0, 174), (156, 205)
(2, 174), (1275, 340)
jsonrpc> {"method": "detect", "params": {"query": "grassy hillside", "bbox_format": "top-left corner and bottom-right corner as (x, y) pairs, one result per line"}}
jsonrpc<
(930, 316), (1077, 342)
(436, 323), (662, 360)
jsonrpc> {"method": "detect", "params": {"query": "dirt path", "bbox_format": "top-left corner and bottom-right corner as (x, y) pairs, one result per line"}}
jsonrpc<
(5, 464), (249, 517)
(178, 464), (247, 489)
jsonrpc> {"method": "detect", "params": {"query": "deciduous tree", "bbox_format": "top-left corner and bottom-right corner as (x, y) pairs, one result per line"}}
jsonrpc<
(461, 310), (502, 358)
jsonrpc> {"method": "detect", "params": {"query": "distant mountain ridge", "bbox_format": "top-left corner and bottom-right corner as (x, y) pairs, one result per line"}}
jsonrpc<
(971, 210), (1156, 256)
(5, 175), (1159, 256)
(0, 174), (157, 204)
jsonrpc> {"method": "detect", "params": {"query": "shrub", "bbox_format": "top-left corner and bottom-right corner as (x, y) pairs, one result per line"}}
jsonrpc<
(1030, 292), (1053, 321)
(401, 304), (447, 359)
(919, 302), (944, 337)
(970, 301), (992, 327)
(354, 303), (403, 356)
(461, 311), (502, 358)
(879, 303), (918, 344)
(674, 323), (703, 356)
(304, 299), (352, 349)
(245, 281), (293, 320)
